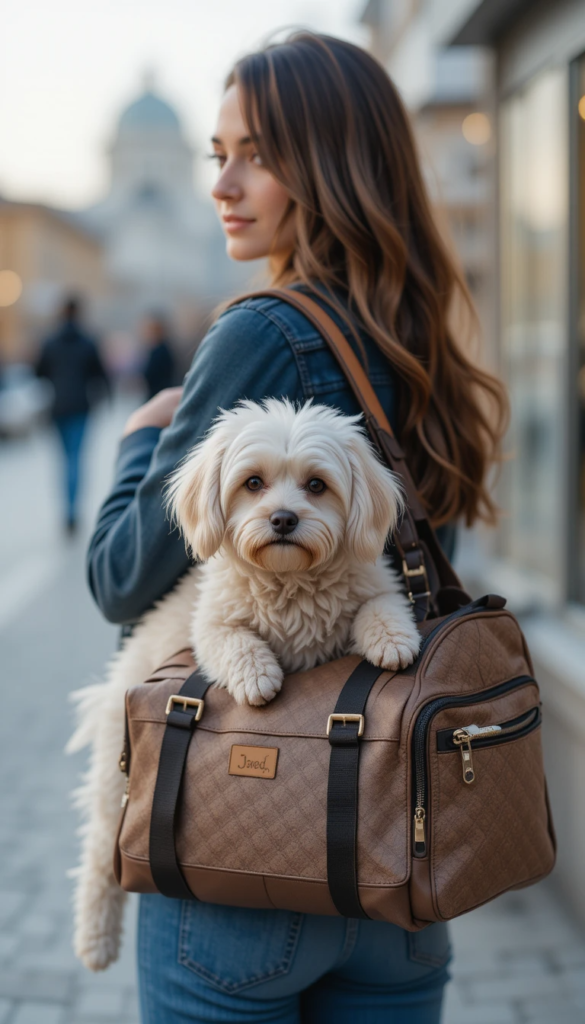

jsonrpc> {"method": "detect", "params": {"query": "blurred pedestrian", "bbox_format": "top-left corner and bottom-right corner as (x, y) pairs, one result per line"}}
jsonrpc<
(36, 295), (110, 534)
(141, 314), (176, 399)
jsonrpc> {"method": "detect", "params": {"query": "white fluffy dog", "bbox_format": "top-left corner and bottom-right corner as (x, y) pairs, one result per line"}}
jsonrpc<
(68, 399), (420, 970)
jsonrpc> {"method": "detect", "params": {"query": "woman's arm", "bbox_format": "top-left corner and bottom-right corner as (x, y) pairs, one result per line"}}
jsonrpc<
(87, 306), (305, 624)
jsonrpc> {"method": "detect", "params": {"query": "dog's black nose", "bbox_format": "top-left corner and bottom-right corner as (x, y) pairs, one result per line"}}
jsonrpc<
(270, 510), (299, 536)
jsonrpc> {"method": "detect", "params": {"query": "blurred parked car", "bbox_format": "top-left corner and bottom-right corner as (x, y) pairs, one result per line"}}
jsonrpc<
(0, 364), (53, 438)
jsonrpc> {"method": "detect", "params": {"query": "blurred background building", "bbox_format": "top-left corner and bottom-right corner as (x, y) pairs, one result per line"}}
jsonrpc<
(0, 75), (255, 386)
(79, 75), (251, 337)
(361, 0), (585, 926)
(0, 201), (105, 364)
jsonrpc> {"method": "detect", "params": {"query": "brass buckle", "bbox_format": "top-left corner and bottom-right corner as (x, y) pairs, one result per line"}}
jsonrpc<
(401, 559), (431, 605)
(326, 713), (365, 737)
(165, 695), (205, 719)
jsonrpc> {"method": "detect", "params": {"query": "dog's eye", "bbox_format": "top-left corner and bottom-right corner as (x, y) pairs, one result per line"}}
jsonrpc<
(306, 478), (326, 494)
(245, 476), (263, 492)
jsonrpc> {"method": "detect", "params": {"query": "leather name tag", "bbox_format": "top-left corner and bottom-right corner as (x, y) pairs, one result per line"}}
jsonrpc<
(229, 745), (279, 779)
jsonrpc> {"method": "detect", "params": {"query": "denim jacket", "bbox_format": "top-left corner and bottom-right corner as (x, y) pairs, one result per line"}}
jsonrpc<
(87, 288), (455, 624)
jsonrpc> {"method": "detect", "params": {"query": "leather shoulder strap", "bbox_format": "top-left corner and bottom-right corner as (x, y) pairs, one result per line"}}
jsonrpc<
(227, 288), (466, 618)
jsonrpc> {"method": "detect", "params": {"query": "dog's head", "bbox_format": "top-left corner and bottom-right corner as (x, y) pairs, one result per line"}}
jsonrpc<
(167, 399), (403, 572)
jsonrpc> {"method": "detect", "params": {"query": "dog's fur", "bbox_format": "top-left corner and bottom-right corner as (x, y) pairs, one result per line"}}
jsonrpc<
(68, 400), (420, 970)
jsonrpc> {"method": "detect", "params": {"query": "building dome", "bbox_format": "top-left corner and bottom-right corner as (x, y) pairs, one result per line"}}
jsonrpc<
(118, 90), (181, 134)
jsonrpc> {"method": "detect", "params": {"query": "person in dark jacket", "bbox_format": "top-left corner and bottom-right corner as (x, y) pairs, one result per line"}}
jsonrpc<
(37, 295), (110, 533)
(141, 314), (176, 400)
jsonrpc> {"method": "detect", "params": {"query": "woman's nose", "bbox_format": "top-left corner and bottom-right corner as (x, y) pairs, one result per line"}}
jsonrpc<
(211, 166), (243, 203)
(269, 510), (299, 536)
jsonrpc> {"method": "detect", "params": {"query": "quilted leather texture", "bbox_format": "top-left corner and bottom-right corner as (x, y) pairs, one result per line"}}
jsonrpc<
(118, 609), (556, 925)
(429, 683), (555, 919)
(416, 612), (532, 701)
(121, 659), (409, 886)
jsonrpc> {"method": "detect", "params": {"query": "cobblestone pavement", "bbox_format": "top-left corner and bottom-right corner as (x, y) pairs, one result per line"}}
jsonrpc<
(444, 888), (585, 1023)
(0, 401), (584, 1023)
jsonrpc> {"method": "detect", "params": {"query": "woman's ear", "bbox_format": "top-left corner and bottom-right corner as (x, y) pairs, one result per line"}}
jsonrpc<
(344, 431), (404, 563)
(166, 423), (229, 561)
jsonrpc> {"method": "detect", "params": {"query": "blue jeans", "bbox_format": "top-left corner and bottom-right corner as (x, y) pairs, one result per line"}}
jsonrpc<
(54, 413), (87, 521)
(138, 896), (451, 1023)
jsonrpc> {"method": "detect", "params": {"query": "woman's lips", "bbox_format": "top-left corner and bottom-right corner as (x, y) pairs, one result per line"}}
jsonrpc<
(222, 216), (255, 233)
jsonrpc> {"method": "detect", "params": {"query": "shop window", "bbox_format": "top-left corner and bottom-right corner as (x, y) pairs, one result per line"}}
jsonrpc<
(500, 69), (568, 597)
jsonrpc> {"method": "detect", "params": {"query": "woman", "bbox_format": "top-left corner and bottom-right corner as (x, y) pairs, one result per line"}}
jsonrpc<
(88, 32), (506, 1024)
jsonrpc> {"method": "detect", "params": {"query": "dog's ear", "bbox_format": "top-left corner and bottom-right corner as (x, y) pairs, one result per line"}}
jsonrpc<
(345, 431), (404, 563)
(166, 423), (229, 561)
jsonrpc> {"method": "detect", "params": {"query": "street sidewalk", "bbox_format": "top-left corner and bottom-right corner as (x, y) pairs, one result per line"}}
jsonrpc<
(446, 884), (585, 1023)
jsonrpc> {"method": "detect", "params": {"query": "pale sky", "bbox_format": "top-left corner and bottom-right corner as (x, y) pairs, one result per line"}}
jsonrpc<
(1, 0), (367, 210)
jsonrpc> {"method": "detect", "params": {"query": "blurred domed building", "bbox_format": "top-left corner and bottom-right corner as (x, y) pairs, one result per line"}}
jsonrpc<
(80, 76), (252, 333)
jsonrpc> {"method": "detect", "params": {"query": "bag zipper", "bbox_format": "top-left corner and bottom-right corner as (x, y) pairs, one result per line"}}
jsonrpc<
(412, 674), (537, 856)
(417, 594), (507, 662)
(119, 712), (131, 807)
(450, 707), (539, 785)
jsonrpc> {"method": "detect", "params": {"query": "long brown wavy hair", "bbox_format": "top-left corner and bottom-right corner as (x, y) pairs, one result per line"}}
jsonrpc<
(225, 31), (508, 527)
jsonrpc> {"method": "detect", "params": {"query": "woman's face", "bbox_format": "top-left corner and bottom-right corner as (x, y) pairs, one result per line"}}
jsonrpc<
(211, 85), (296, 263)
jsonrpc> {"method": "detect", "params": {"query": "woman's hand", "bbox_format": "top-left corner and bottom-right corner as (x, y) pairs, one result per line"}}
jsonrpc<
(123, 387), (183, 437)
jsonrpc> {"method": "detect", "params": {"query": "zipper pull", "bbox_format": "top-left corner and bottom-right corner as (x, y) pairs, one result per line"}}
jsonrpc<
(119, 745), (128, 774)
(465, 723), (502, 739)
(453, 729), (475, 784)
(414, 806), (426, 854)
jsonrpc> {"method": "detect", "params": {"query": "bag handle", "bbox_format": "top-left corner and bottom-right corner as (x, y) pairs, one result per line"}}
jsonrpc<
(227, 288), (467, 619)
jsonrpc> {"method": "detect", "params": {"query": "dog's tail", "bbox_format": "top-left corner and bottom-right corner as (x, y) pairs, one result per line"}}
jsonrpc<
(66, 681), (110, 755)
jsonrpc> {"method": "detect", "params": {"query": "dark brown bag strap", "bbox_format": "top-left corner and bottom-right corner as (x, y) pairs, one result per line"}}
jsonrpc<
(326, 659), (385, 918)
(149, 668), (211, 899)
(227, 288), (467, 619)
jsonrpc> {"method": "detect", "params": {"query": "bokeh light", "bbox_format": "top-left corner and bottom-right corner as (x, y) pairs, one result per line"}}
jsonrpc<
(0, 270), (23, 307)
(462, 111), (491, 145)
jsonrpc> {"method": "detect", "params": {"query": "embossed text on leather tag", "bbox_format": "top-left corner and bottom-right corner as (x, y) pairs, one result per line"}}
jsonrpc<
(229, 745), (279, 779)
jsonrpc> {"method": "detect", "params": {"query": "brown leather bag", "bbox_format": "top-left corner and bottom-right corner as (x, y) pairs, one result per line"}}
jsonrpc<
(114, 289), (556, 928)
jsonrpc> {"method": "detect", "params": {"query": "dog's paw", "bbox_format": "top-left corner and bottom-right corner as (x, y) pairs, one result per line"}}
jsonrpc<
(358, 621), (420, 671)
(229, 647), (284, 706)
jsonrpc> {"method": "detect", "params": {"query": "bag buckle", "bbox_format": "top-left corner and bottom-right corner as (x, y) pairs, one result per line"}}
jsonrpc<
(165, 695), (205, 720)
(326, 713), (365, 738)
(401, 559), (431, 604)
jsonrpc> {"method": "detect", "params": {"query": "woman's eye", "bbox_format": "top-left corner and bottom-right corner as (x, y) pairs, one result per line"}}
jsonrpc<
(307, 478), (326, 494)
(251, 152), (263, 166)
(207, 152), (226, 168)
(245, 476), (263, 492)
